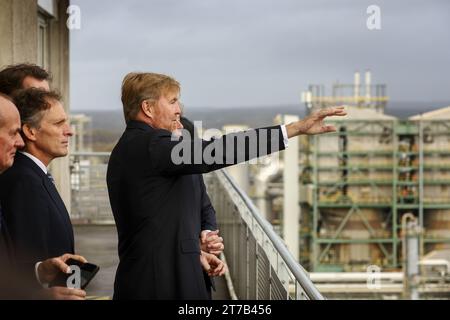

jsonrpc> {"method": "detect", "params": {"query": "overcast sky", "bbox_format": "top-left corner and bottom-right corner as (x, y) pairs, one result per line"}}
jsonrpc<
(70, 0), (450, 111)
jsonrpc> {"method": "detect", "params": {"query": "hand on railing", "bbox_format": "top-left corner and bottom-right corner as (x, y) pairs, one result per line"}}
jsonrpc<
(200, 251), (228, 277)
(200, 230), (224, 256)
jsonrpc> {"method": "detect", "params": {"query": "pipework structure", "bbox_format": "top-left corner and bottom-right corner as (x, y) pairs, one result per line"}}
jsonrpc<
(297, 72), (450, 272)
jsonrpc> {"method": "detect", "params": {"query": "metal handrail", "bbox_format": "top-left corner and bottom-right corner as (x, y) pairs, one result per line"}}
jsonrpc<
(69, 151), (324, 299)
(214, 169), (324, 300)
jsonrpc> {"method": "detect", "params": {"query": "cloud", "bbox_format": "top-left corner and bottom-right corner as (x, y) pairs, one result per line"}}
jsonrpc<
(70, 0), (450, 110)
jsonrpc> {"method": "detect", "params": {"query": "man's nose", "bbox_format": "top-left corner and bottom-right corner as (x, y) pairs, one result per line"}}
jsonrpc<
(175, 102), (182, 114)
(16, 135), (25, 149)
(65, 124), (74, 136)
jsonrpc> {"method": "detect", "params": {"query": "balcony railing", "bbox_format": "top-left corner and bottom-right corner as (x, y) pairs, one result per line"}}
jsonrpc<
(206, 170), (324, 300)
(69, 152), (324, 300)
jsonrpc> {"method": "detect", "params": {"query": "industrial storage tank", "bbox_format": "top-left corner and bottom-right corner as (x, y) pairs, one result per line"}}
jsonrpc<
(315, 107), (396, 204)
(319, 208), (390, 268)
(410, 107), (450, 252)
(299, 73), (449, 272)
(312, 106), (397, 270)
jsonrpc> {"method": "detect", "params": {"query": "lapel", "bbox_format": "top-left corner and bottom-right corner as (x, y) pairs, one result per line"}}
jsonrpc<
(43, 178), (75, 250)
(43, 177), (69, 220)
(16, 153), (65, 213)
(15, 153), (74, 249)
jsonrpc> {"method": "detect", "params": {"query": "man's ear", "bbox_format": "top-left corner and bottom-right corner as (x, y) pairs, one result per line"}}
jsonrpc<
(141, 100), (154, 118)
(22, 124), (38, 142)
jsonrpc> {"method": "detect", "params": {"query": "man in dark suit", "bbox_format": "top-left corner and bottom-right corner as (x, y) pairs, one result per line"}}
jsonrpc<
(107, 72), (346, 300)
(0, 94), (24, 174)
(0, 89), (86, 300)
(180, 116), (224, 298)
(180, 116), (223, 254)
(0, 93), (25, 267)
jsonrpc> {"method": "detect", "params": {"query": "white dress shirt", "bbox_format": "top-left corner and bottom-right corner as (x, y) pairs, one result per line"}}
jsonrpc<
(280, 125), (289, 148)
(20, 151), (48, 174)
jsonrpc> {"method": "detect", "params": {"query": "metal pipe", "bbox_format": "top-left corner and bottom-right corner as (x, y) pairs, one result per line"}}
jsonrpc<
(310, 272), (403, 283)
(365, 70), (372, 106)
(401, 213), (421, 300)
(282, 114), (300, 262)
(221, 252), (238, 300)
(354, 71), (360, 104)
(253, 159), (282, 219)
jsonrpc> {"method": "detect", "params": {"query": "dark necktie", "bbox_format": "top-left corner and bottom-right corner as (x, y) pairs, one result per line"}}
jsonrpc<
(47, 172), (55, 185)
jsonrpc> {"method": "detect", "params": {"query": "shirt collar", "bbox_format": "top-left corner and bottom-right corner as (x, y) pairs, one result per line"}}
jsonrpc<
(19, 151), (48, 174)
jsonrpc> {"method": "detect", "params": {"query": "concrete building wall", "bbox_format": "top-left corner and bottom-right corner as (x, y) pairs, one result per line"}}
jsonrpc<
(0, 0), (72, 212)
(0, 0), (38, 65)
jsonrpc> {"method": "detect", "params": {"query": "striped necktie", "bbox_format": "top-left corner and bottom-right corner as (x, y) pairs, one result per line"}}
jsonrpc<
(47, 172), (56, 185)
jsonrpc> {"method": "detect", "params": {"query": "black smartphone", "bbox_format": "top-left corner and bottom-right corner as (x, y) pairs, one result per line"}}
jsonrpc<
(49, 259), (100, 290)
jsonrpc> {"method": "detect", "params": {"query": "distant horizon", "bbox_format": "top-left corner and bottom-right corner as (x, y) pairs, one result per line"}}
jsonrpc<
(71, 1), (450, 113)
(71, 100), (450, 112)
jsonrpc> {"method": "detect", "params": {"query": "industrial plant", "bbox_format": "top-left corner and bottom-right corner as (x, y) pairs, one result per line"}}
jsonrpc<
(232, 71), (450, 299)
(67, 71), (450, 299)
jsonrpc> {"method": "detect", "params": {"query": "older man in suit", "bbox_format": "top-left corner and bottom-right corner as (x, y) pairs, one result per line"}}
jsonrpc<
(0, 89), (86, 300)
(107, 72), (346, 300)
(0, 93), (25, 262)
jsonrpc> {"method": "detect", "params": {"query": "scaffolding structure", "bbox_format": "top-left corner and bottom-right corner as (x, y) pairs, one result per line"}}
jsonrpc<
(302, 71), (388, 113)
(296, 72), (450, 272)
(299, 110), (450, 272)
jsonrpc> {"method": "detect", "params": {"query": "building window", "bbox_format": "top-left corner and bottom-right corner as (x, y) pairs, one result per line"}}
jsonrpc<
(37, 13), (50, 69)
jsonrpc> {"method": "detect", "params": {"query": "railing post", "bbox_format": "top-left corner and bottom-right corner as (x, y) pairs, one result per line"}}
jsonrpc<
(246, 225), (249, 300)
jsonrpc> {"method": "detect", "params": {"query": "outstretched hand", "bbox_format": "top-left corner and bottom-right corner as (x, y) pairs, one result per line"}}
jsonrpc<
(286, 106), (347, 137)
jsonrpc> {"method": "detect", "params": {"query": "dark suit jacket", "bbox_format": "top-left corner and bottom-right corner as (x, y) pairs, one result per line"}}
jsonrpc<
(0, 201), (54, 300)
(107, 120), (284, 300)
(0, 202), (12, 270)
(198, 176), (217, 232)
(0, 221), (46, 299)
(0, 153), (74, 283)
(197, 174), (217, 295)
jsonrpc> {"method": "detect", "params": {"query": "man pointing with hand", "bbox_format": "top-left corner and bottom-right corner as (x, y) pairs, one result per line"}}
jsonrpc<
(107, 72), (346, 300)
